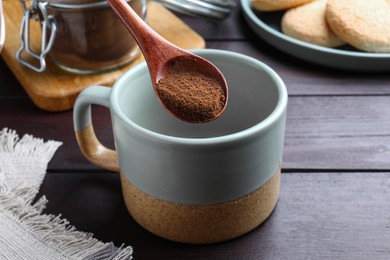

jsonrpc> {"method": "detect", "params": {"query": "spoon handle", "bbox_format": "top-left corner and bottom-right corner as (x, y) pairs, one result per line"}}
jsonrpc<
(106, 0), (185, 82)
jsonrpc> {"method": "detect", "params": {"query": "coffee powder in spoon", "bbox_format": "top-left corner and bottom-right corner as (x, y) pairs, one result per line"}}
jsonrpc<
(155, 58), (226, 123)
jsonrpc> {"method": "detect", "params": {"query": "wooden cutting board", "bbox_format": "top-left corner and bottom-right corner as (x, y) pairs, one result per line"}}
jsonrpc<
(1, 0), (205, 111)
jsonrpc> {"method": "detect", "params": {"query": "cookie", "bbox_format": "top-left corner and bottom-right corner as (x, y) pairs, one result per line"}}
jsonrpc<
(252, 0), (314, 11)
(281, 0), (344, 47)
(326, 0), (390, 53)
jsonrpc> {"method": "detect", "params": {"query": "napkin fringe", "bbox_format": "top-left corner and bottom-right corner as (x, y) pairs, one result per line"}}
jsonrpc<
(0, 128), (62, 162)
(0, 128), (133, 259)
(0, 185), (133, 260)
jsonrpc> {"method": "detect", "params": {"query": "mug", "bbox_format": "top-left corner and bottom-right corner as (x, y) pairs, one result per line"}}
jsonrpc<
(73, 49), (288, 244)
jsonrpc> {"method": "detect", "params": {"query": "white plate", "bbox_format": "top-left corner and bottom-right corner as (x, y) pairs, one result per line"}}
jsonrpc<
(241, 0), (390, 72)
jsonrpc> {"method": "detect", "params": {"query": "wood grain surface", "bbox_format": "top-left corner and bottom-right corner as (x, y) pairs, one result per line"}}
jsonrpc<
(1, 94), (389, 171)
(36, 171), (390, 259)
(1, 0), (390, 258)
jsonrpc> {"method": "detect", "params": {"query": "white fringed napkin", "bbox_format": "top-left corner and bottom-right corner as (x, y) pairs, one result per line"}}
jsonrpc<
(0, 128), (133, 259)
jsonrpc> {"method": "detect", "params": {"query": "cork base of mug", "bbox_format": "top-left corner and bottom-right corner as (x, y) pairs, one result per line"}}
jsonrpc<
(120, 167), (281, 244)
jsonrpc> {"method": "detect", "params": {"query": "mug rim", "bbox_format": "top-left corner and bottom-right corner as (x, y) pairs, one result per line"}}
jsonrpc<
(110, 49), (288, 145)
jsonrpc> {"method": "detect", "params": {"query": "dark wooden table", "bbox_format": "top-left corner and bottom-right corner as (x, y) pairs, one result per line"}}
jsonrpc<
(1, 1), (390, 259)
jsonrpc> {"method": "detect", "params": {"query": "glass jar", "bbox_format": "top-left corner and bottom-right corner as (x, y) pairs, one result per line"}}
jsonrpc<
(17, 0), (147, 74)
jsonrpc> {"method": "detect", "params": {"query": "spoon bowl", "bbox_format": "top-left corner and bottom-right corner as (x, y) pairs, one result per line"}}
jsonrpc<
(106, 0), (228, 123)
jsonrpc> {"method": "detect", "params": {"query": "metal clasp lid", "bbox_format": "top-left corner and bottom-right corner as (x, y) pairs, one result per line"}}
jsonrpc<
(156, 0), (236, 20)
(16, 0), (56, 72)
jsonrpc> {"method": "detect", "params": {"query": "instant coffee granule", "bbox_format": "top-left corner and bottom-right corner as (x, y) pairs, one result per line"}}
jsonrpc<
(155, 58), (226, 123)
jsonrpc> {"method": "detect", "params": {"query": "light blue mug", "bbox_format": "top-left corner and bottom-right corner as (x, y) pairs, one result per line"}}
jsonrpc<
(73, 49), (288, 244)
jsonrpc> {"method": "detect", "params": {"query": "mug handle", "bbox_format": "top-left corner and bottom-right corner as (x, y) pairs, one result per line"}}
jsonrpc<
(73, 86), (119, 172)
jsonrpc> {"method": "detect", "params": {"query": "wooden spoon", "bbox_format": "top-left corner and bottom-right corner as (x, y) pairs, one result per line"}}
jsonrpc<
(106, 0), (228, 123)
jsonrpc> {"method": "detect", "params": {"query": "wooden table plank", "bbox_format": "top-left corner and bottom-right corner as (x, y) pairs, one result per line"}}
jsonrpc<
(1, 94), (390, 171)
(0, 58), (25, 96)
(206, 42), (390, 96)
(0, 99), (114, 171)
(1, 0), (388, 258)
(37, 171), (390, 259)
(284, 96), (390, 170)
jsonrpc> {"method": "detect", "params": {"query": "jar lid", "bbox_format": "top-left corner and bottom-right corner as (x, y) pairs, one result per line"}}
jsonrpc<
(45, 0), (114, 9)
(46, 0), (104, 3)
